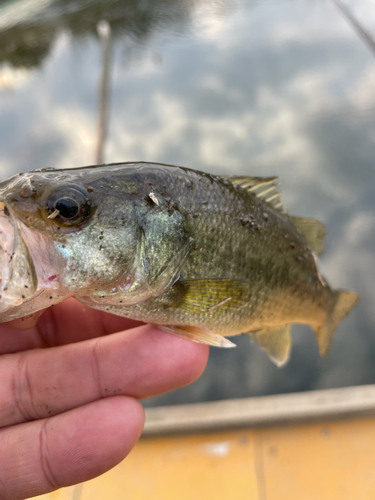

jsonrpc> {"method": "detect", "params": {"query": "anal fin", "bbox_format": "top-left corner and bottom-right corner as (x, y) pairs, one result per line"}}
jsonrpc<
(158, 325), (236, 348)
(250, 325), (291, 367)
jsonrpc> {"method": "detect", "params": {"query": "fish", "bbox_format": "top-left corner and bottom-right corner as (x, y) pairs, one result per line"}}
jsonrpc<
(0, 161), (359, 365)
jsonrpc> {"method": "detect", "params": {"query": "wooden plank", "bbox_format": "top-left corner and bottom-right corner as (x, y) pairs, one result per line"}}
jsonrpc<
(258, 417), (375, 500)
(31, 386), (375, 500)
(78, 430), (258, 500)
(143, 385), (375, 436)
(33, 416), (375, 500)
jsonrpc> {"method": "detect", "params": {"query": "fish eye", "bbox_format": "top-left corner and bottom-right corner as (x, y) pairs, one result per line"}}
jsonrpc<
(45, 187), (91, 227)
(55, 198), (79, 219)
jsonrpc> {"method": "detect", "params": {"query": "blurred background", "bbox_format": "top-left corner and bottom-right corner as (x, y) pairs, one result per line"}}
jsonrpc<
(0, 0), (374, 407)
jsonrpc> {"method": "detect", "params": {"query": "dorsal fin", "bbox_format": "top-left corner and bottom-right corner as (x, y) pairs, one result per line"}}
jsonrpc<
(229, 176), (285, 212)
(290, 216), (326, 256)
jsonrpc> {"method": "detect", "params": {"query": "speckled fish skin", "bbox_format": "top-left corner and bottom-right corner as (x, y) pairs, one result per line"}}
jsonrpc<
(0, 162), (359, 365)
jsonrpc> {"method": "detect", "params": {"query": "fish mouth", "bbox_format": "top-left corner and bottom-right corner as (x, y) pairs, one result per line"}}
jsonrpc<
(0, 202), (37, 314)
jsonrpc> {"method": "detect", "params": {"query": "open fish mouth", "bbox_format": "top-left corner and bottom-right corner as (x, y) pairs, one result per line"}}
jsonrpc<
(0, 202), (37, 313)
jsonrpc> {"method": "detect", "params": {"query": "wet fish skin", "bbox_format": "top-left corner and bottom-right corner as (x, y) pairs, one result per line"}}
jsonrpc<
(0, 162), (359, 365)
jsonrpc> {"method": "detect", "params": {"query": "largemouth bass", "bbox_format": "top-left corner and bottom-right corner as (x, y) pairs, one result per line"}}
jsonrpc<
(0, 162), (359, 365)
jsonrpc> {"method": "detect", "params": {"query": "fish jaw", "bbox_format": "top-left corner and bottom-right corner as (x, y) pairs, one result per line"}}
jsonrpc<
(0, 202), (37, 313)
(0, 204), (72, 322)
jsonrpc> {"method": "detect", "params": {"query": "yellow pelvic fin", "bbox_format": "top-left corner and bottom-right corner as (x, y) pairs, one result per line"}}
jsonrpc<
(290, 216), (326, 256)
(313, 290), (359, 355)
(176, 278), (251, 314)
(228, 175), (285, 212)
(250, 325), (291, 367)
(158, 325), (236, 348)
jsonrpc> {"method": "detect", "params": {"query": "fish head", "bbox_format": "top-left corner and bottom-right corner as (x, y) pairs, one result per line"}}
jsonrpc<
(0, 167), (140, 321)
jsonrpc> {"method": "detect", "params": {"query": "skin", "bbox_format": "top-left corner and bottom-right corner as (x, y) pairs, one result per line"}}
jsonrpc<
(0, 298), (208, 500)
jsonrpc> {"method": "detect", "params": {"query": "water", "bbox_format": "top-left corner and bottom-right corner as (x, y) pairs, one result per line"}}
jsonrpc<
(0, 0), (374, 406)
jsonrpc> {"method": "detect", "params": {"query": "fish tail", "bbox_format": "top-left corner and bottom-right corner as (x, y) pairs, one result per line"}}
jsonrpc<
(313, 290), (359, 356)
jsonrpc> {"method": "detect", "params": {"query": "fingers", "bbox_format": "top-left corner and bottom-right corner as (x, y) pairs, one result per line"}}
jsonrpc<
(0, 298), (144, 354)
(0, 396), (144, 500)
(0, 324), (209, 427)
(37, 299), (145, 345)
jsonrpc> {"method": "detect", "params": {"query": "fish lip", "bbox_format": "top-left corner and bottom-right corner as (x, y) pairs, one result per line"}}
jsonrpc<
(0, 202), (37, 313)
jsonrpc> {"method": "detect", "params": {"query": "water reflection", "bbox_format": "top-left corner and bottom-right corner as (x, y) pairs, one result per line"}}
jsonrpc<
(0, 0), (374, 405)
(0, 0), (205, 68)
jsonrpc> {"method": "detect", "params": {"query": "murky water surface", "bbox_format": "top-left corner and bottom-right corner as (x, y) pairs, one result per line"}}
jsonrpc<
(0, 0), (374, 405)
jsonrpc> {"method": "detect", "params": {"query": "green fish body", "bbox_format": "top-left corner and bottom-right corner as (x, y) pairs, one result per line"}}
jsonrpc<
(0, 162), (359, 365)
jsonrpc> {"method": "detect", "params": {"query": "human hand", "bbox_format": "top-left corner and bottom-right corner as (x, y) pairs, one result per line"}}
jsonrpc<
(0, 298), (209, 500)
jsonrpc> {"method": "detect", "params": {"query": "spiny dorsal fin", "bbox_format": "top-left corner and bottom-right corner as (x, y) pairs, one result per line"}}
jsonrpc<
(290, 216), (326, 256)
(229, 176), (285, 212)
(249, 325), (291, 366)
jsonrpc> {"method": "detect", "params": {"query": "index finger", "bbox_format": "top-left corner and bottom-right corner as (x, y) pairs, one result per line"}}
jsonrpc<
(0, 298), (144, 354)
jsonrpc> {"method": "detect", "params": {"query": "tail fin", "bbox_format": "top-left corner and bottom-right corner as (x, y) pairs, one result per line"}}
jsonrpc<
(314, 290), (359, 355)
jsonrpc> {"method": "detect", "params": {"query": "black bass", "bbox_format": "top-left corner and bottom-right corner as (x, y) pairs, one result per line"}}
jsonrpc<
(0, 162), (359, 365)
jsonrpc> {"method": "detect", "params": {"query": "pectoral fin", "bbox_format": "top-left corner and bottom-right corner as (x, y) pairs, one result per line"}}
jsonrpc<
(155, 278), (250, 348)
(159, 325), (236, 348)
(176, 278), (251, 313)
(250, 325), (291, 366)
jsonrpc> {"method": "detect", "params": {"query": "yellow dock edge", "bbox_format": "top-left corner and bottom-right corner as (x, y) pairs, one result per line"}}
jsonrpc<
(143, 384), (375, 436)
(32, 385), (375, 500)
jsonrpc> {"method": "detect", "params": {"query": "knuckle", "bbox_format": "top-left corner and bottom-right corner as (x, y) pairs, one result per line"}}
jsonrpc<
(12, 352), (38, 421)
(39, 419), (59, 490)
(91, 339), (104, 398)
